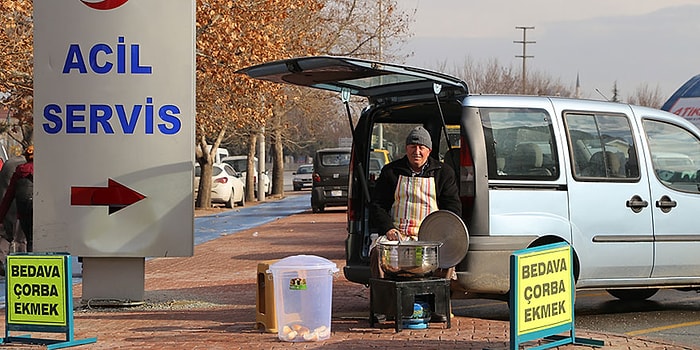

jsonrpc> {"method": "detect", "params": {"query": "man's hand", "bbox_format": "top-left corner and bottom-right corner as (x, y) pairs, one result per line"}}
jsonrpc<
(385, 228), (400, 241)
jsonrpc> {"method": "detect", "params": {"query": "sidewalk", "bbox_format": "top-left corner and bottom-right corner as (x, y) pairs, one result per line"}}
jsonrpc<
(1, 202), (695, 349)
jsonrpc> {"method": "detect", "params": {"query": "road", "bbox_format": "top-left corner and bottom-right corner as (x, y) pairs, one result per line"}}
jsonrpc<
(452, 289), (700, 348)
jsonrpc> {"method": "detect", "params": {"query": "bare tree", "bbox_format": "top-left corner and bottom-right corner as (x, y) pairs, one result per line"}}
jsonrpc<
(194, 0), (325, 207)
(627, 83), (664, 108)
(262, 0), (413, 196)
(0, 0), (34, 148)
(439, 56), (573, 96)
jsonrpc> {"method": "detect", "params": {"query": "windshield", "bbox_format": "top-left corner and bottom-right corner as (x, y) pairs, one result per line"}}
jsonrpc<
(297, 165), (313, 174)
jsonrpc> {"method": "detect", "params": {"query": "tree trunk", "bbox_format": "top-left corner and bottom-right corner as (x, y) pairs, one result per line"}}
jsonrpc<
(271, 111), (285, 196)
(194, 128), (226, 209)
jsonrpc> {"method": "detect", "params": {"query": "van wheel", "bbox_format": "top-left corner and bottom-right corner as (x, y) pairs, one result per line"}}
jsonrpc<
(237, 193), (245, 207)
(606, 288), (658, 301)
(312, 205), (324, 213)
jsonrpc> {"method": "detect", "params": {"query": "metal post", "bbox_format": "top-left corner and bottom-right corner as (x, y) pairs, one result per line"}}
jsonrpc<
(258, 127), (266, 201)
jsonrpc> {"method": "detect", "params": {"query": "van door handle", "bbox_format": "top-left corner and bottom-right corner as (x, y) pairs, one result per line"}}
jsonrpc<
(625, 195), (648, 213)
(655, 195), (677, 213)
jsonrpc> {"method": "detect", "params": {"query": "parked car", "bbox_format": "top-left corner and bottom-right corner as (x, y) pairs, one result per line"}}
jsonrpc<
(311, 147), (351, 213)
(240, 56), (700, 302)
(367, 157), (384, 181)
(194, 163), (245, 208)
(222, 155), (271, 195)
(370, 149), (392, 165)
(292, 164), (313, 191)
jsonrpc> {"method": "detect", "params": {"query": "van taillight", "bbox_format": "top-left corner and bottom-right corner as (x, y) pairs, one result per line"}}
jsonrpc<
(215, 178), (228, 184)
(313, 173), (321, 182)
(460, 135), (475, 213)
(347, 197), (355, 221)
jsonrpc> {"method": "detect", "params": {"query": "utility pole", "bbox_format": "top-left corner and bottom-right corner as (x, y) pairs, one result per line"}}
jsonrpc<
(514, 26), (535, 94)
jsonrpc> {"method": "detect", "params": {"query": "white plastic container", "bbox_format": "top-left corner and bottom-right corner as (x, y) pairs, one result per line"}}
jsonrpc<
(268, 255), (338, 342)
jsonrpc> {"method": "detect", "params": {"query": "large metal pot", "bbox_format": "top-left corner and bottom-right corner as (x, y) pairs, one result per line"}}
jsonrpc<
(378, 241), (442, 278)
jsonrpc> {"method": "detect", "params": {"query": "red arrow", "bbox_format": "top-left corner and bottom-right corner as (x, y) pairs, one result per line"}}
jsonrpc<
(71, 179), (146, 214)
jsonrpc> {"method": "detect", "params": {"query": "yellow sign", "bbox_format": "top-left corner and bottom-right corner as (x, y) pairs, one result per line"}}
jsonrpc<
(516, 245), (573, 335)
(6, 255), (67, 326)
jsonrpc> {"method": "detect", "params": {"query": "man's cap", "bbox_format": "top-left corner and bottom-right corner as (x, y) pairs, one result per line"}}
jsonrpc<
(405, 126), (432, 148)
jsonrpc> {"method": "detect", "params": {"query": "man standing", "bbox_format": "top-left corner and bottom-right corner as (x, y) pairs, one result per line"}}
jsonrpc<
(0, 153), (26, 276)
(0, 145), (34, 254)
(369, 126), (461, 277)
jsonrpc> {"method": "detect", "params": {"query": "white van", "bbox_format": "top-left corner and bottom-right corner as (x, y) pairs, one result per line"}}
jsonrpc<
(204, 145), (229, 164)
(221, 155), (271, 195)
(239, 56), (700, 301)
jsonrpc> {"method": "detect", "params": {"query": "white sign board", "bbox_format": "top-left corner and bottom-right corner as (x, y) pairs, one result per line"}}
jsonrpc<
(33, 0), (195, 257)
(667, 97), (700, 130)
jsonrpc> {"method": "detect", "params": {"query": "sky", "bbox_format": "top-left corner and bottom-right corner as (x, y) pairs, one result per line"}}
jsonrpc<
(394, 0), (700, 102)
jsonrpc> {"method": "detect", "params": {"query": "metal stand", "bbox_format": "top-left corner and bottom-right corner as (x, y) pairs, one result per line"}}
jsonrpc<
(369, 277), (451, 332)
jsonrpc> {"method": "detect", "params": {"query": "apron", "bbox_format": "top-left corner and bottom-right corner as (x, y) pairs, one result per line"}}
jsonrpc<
(390, 175), (439, 240)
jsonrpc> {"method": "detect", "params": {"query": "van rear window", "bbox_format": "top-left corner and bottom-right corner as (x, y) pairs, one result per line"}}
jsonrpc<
(321, 153), (351, 166)
(481, 108), (559, 180)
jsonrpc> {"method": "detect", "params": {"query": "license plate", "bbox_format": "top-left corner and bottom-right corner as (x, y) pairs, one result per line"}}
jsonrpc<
(331, 190), (342, 197)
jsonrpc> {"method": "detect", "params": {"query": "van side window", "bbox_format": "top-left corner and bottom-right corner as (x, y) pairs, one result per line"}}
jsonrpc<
(566, 112), (638, 180)
(481, 108), (558, 180)
(643, 119), (700, 193)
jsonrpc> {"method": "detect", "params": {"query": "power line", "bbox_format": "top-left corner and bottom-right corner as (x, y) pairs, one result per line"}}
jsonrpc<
(514, 26), (535, 94)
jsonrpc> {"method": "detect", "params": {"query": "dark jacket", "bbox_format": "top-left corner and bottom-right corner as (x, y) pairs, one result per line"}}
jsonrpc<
(0, 161), (33, 221)
(0, 157), (26, 241)
(369, 155), (462, 235)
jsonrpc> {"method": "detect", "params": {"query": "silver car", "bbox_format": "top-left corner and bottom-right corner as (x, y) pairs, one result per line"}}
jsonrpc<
(292, 164), (313, 191)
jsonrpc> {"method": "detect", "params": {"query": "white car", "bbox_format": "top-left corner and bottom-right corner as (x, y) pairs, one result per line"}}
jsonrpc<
(292, 164), (313, 191)
(222, 155), (271, 195)
(194, 163), (245, 208)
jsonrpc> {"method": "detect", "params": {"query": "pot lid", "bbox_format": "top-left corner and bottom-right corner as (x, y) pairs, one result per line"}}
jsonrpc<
(418, 210), (469, 269)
